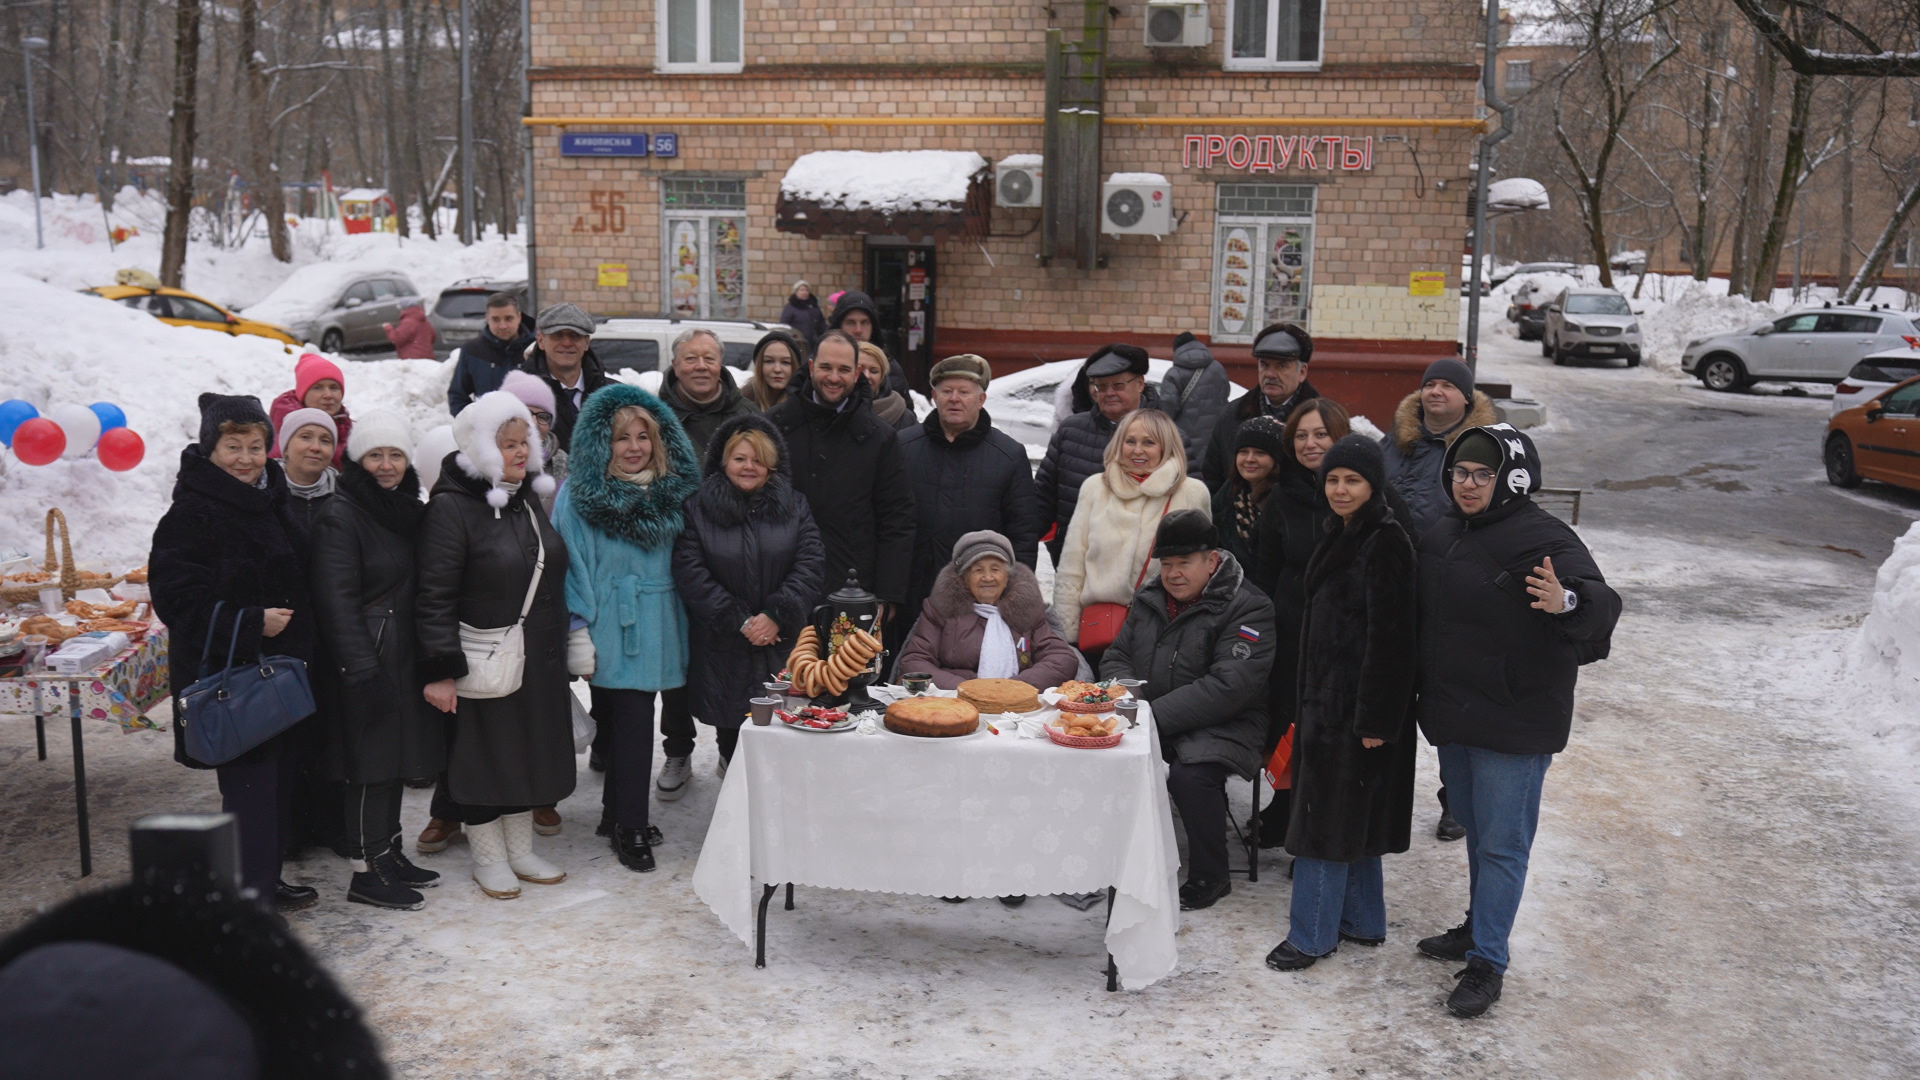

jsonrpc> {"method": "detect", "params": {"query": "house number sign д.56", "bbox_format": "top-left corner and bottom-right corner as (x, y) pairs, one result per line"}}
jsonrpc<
(1183, 134), (1375, 172)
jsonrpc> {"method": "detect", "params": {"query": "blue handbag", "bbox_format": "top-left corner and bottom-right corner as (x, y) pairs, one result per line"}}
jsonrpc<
(177, 602), (316, 766)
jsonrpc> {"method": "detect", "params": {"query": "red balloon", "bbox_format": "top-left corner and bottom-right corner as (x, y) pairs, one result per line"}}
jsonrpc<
(97, 427), (145, 472)
(11, 417), (65, 465)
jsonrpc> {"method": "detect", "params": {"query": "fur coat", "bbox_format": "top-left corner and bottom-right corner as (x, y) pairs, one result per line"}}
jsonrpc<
(1052, 455), (1212, 639)
(896, 561), (1081, 690)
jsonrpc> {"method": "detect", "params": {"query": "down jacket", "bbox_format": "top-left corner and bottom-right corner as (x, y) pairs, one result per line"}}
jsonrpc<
(448, 320), (534, 415)
(149, 449), (316, 770)
(1382, 389), (1499, 537)
(1199, 380), (1319, 493)
(1100, 552), (1275, 779)
(307, 460), (444, 784)
(674, 414), (828, 726)
(1053, 455), (1212, 639)
(383, 305), (436, 359)
(1285, 494), (1418, 863)
(1417, 424), (1621, 756)
(1034, 384), (1163, 565)
(894, 408), (1042, 619)
(1159, 333), (1232, 479)
(896, 561), (1080, 691)
(552, 384), (700, 692)
(659, 365), (759, 465)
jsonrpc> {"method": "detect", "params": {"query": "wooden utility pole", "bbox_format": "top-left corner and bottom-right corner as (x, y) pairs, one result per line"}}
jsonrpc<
(241, 0), (292, 261)
(1040, 1), (1109, 270)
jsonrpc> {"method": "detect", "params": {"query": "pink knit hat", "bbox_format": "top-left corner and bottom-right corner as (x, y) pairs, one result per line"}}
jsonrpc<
(294, 352), (345, 402)
(499, 369), (556, 416)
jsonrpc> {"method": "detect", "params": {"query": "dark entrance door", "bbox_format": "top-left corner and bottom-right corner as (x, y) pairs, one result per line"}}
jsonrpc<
(864, 242), (936, 394)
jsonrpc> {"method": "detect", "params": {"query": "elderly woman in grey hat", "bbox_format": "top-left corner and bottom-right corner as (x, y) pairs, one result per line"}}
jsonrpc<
(897, 530), (1081, 692)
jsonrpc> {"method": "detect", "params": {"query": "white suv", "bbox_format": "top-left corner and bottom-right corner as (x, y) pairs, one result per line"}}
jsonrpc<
(587, 316), (797, 374)
(1681, 305), (1920, 392)
(1542, 287), (1642, 367)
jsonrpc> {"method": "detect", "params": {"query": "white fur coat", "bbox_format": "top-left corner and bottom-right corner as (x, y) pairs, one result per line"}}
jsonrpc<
(1053, 455), (1211, 636)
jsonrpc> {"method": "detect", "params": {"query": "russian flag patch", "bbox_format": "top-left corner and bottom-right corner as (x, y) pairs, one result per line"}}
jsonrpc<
(1237, 626), (1261, 642)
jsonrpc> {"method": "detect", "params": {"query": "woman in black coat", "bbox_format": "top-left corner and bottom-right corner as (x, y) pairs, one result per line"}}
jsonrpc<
(673, 414), (826, 757)
(149, 393), (318, 911)
(1268, 435), (1418, 972)
(1210, 414), (1287, 573)
(415, 390), (573, 901)
(307, 410), (445, 910)
(779, 280), (827, 345)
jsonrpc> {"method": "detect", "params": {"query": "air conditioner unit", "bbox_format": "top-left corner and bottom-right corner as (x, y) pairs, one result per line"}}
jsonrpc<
(1144, 1), (1210, 48)
(1102, 175), (1173, 236)
(995, 156), (1043, 208)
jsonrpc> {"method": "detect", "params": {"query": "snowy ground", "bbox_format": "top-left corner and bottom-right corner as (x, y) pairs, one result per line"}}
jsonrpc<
(7, 211), (1920, 1075)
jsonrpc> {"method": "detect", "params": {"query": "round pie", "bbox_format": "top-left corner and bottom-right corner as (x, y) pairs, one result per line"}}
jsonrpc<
(884, 697), (980, 738)
(956, 678), (1040, 715)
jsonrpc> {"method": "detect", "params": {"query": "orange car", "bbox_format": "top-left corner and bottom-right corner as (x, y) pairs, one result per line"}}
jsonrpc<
(1826, 374), (1920, 492)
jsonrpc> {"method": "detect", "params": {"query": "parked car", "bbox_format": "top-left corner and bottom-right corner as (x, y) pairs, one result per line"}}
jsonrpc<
(430, 278), (529, 354)
(293, 273), (426, 353)
(587, 316), (798, 374)
(984, 356), (1248, 454)
(1506, 275), (1570, 340)
(1491, 261), (1576, 288)
(86, 283), (298, 350)
(1541, 287), (1642, 367)
(1683, 305), (1920, 392)
(1832, 348), (1920, 416)
(1825, 374), (1920, 492)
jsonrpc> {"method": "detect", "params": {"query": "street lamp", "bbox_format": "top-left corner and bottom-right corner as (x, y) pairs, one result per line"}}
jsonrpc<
(21, 36), (47, 251)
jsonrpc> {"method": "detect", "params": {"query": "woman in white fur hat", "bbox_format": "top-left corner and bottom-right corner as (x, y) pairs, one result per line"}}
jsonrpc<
(413, 390), (575, 899)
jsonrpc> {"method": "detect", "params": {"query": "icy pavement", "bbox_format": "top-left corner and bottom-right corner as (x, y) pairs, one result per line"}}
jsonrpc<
(7, 324), (1920, 1078)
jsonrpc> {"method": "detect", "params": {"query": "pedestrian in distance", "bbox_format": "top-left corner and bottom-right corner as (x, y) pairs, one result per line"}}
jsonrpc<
(1035, 344), (1164, 568)
(448, 291), (534, 415)
(382, 303), (437, 360)
(269, 351), (354, 469)
(1267, 434), (1418, 973)
(552, 384), (699, 874)
(307, 409), (445, 910)
(415, 390), (573, 900)
(780, 280), (827, 346)
(1412, 424), (1621, 1019)
(1200, 323), (1318, 492)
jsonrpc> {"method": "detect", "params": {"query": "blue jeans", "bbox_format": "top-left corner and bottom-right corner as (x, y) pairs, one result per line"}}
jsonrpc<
(1436, 743), (1553, 974)
(1287, 855), (1385, 957)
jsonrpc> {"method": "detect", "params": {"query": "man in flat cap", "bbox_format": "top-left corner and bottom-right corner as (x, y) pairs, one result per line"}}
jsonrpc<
(1201, 322), (1319, 493)
(520, 301), (612, 452)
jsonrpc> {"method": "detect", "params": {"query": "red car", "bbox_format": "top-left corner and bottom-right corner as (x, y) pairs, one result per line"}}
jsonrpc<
(1826, 373), (1920, 492)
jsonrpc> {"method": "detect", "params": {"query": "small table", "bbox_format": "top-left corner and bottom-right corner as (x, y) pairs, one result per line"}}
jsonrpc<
(0, 627), (171, 876)
(691, 704), (1181, 990)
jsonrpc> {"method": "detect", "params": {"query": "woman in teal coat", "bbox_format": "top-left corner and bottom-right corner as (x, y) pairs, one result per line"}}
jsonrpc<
(551, 383), (699, 873)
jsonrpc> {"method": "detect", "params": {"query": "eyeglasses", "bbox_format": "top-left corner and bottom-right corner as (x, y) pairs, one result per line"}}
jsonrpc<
(1090, 376), (1141, 394)
(529, 409), (554, 425)
(1449, 466), (1495, 487)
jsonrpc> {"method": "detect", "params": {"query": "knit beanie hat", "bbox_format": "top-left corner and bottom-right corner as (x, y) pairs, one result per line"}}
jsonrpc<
(951, 530), (1016, 574)
(294, 352), (345, 403)
(929, 353), (992, 389)
(275, 407), (338, 457)
(1451, 429), (1501, 469)
(196, 392), (271, 455)
(1252, 323), (1314, 365)
(1152, 508), (1218, 558)
(1319, 433), (1387, 492)
(499, 369), (557, 416)
(1421, 357), (1475, 400)
(1233, 415), (1289, 460)
(346, 408), (414, 463)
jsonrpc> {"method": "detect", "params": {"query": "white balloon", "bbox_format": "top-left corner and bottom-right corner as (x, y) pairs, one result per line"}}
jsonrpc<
(48, 403), (102, 460)
(413, 424), (457, 498)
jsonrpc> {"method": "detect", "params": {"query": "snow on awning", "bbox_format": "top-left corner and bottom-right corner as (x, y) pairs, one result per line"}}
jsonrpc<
(776, 151), (992, 239)
(1487, 177), (1549, 216)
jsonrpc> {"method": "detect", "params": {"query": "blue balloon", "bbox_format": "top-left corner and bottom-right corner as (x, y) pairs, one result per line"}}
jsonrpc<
(0, 399), (38, 448)
(88, 401), (128, 433)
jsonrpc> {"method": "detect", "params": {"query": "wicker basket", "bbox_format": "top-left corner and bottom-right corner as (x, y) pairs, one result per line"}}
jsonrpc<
(1046, 726), (1124, 749)
(0, 509), (124, 606)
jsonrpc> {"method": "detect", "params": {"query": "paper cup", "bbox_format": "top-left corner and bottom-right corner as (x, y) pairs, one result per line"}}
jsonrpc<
(750, 697), (781, 726)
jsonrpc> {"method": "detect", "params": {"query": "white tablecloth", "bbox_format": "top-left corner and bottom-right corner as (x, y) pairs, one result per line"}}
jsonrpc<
(691, 705), (1182, 989)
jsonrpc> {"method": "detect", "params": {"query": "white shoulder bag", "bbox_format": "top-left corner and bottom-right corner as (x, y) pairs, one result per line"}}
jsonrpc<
(455, 517), (546, 700)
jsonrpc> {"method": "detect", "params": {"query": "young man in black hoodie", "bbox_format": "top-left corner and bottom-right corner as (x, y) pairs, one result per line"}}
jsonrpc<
(829, 289), (912, 397)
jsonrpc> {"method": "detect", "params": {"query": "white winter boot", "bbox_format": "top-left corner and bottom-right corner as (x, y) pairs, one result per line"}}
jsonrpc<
(502, 811), (567, 885)
(466, 818), (521, 899)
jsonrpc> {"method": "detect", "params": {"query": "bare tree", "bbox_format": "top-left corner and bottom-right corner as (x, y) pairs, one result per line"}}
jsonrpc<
(240, 0), (292, 261)
(161, 0), (204, 287)
(1727, 0), (1920, 78)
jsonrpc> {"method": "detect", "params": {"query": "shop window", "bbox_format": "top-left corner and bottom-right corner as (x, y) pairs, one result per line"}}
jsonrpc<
(1895, 234), (1913, 269)
(662, 178), (747, 319)
(660, 0), (742, 73)
(1211, 184), (1316, 343)
(1226, 0), (1323, 70)
(1505, 60), (1532, 92)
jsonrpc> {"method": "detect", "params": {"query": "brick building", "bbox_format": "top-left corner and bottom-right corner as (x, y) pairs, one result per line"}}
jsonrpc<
(526, 0), (1484, 400)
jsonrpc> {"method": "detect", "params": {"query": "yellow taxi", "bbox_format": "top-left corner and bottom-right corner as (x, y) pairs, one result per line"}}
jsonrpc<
(86, 274), (298, 350)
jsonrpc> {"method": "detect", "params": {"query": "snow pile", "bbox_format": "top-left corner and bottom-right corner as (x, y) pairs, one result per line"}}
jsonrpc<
(1636, 287), (1776, 371)
(1487, 177), (1549, 212)
(1108, 172), (1171, 186)
(0, 271), (453, 571)
(780, 151), (988, 212)
(998, 154), (1043, 169)
(1841, 524), (1920, 752)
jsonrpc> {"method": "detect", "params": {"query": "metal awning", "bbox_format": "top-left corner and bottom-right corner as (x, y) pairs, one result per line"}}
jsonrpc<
(775, 150), (992, 240)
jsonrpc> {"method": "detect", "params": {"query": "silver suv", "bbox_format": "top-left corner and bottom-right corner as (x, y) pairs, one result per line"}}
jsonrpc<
(1682, 305), (1920, 392)
(1542, 287), (1641, 367)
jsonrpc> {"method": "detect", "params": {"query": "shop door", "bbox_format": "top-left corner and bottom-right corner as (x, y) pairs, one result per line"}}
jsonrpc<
(865, 244), (936, 393)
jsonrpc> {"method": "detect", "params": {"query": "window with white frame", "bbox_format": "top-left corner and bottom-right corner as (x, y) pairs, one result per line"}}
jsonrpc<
(1505, 60), (1532, 92)
(1211, 184), (1316, 342)
(1895, 234), (1914, 269)
(660, 0), (742, 73)
(662, 178), (748, 319)
(1226, 0), (1323, 70)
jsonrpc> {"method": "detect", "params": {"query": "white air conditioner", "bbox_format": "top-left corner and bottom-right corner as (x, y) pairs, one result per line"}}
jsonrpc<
(995, 156), (1043, 208)
(1102, 175), (1173, 236)
(1144, 1), (1210, 48)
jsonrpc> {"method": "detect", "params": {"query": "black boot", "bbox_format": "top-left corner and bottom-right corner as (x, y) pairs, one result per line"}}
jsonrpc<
(379, 841), (441, 888)
(1418, 917), (1474, 962)
(272, 880), (319, 912)
(1178, 878), (1231, 911)
(349, 854), (426, 911)
(1436, 787), (1466, 842)
(1447, 958), (1504, 1018)
(597, 811), (661, 846)
(613, 826), (656, 872)
(1264, 940), (1328, 971)
(1254, 794), (1290, 849)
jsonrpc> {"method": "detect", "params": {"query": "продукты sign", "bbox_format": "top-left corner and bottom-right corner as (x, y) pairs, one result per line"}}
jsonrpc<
(1183, 134), (1374, 172)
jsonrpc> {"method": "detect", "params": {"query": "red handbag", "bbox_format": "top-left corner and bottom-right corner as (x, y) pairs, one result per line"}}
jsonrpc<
(1076, 494), (1174, 651)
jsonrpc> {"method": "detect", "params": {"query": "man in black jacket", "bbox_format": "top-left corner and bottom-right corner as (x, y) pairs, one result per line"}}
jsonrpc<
(446, 292), (533, 415)
(1201, 323), (1319, 492)
(767, 330), (916, 615)
(1103, 510), (1275, 913)
(829, 289), (911, 397)
(519, 302), (611, 452)
(1412, 424), (1621, 1019)
(1035, 344), (1161, 567)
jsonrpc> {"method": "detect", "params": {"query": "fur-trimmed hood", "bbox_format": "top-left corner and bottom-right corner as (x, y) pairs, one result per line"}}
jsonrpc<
(926, 559), (1049, 632)
(452, 389), (555, 510)
(1390, 389), (1499, 455)
(560, 382), (700, 549)
(695, 412), (803, 527)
